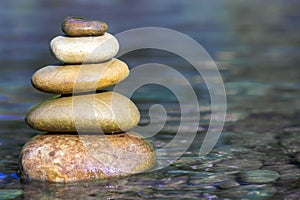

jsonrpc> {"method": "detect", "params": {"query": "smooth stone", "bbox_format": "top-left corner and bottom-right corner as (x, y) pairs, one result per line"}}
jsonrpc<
(215, 158), (263, 171)
(0, 189), (22, 199)
(278, 168), (300, 181)
(62, 16), (107, 37)
(25, 91), (140, 133)
(240, 169), (280, 184)
(283, 190), (300, 200)
(50, 33), (119, 64)
(19, 132), (156, 182)
(218, 180), (240, 189)
(280, 131), (300, 153)
(31, 58), (129, 94)
(220, 185), (277, 199)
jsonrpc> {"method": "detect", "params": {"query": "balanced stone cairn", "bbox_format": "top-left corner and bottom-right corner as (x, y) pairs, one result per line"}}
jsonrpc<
(19, 17), (156, 182)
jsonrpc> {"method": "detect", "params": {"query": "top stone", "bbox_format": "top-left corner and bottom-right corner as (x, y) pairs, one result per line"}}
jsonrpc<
(62, 16), (108, 37)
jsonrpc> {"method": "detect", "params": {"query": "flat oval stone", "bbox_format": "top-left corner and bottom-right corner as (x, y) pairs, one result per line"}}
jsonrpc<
(31, 58), (129, 94)
(62, 17), (108, 37)
(218, 180), (240, 189)
(25, 91), (140, 133)
(50, 33), (119, 64)
(241, 170), (280, 184)
(19, 132), (156, 182)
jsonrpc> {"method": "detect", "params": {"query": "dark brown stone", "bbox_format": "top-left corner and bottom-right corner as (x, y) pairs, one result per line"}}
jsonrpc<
(62, 16), (108, 37)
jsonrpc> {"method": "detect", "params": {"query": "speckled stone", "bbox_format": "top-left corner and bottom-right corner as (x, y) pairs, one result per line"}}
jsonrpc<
(241, 169), (280, 184)
(25, 91), (140, 133)
(19, 132), (156, 182)
(62, 17), (108, 37)
(50, 33), (119, 64)
(31, 58), (129, 94)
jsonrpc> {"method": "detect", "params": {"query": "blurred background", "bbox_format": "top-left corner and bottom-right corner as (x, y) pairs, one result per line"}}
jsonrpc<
(1, 0), (300, 119)
(1, 0), (300, 199)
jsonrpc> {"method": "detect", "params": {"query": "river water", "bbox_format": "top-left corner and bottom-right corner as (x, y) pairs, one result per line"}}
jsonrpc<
(1, 0), (300, 199)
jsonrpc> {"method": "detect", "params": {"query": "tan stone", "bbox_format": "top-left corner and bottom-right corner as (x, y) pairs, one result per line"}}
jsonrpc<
(62, 16), (108, 37)
(25, 92), (140, 133)
(19, 132), (156, 182)
(50, 33), (119, 64)
(31, 59), (129, 94)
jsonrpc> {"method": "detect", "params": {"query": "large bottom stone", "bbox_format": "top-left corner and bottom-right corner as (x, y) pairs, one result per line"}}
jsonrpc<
(19, 132), (156, 182)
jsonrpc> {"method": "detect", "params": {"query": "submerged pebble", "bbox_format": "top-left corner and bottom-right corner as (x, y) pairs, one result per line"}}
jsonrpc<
(220, 185), (277, 199)
(215, 158), (263, 171)
(0, 189), (22, 199)
(218, 180), (240, 189)
(241, 169), (280, 184)
(280, 131), (300, 153)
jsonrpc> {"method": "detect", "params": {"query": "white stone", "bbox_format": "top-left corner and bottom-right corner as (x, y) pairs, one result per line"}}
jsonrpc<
(50, 33), (119, 64)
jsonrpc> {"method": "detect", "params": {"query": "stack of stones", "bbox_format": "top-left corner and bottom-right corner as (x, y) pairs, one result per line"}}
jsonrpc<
(19, 17), (156, 182)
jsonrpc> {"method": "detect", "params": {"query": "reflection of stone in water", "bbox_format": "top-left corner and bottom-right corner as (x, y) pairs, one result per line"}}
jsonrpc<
(22, 172), (159, 199)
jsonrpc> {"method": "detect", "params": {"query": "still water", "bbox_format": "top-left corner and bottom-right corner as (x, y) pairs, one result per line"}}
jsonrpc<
(1, 0), (300, 199)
